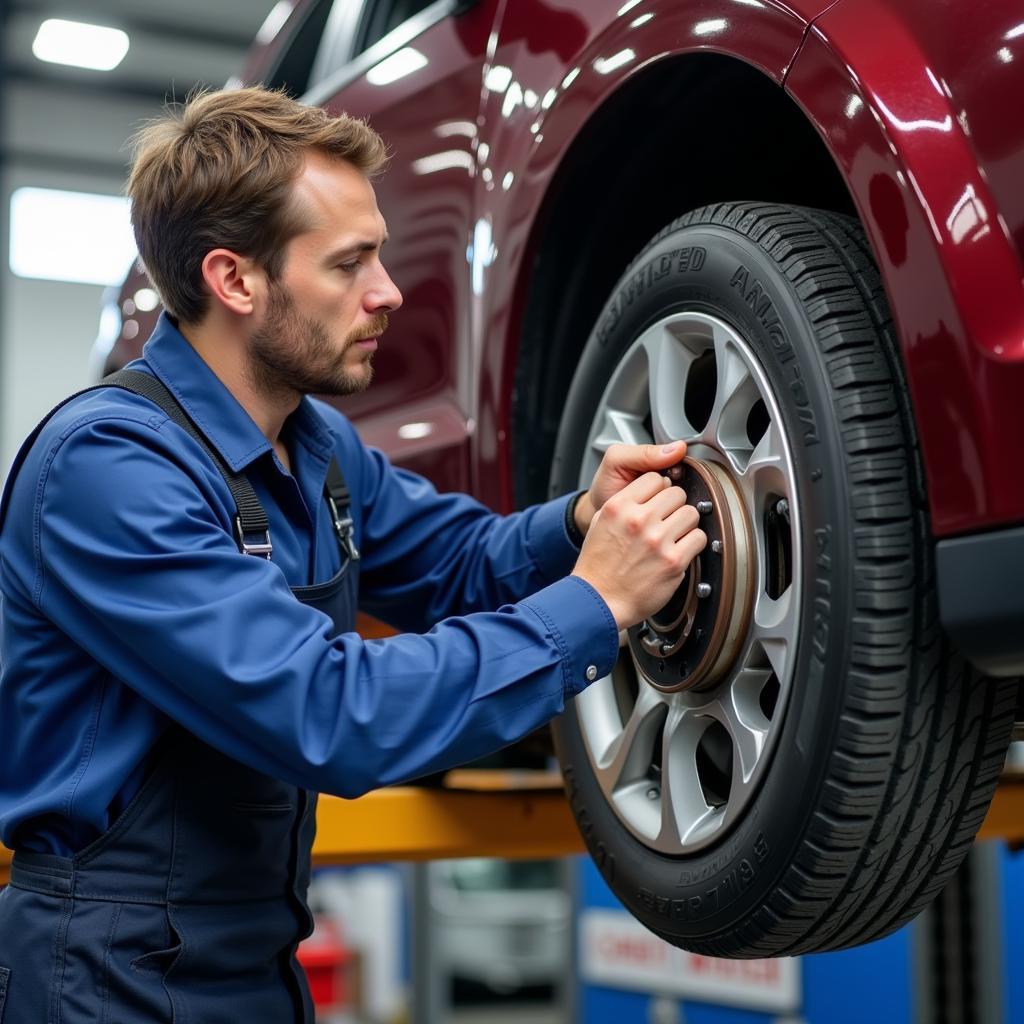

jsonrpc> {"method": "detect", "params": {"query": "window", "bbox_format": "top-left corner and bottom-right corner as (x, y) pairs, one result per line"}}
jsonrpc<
(264, 0), (338, 97)
(356, 0), (440, 55)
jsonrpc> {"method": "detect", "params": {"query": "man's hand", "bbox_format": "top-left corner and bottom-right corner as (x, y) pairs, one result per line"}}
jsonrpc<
(573, 441), (688, 536)
(572, 471), (707, 630)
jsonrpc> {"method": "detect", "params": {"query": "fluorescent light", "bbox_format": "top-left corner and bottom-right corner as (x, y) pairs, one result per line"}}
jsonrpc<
(694, 18), (728, 36)
(630, 13), (654, 26)
(411, 151), (475, 175)
(593, 49), (636, 75)
(33, 19), (129, 71)
(10, 187), (137, 286)
(366, 47), (428, 86)
(398, 422), (434, 440)
(257, 1), (293, 44)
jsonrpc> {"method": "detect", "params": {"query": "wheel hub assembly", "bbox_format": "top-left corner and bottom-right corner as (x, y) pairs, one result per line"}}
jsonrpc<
(628, 457), (756, 692)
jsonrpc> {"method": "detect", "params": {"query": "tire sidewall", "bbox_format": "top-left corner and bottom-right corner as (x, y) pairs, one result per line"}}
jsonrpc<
(551, 219), (856, 944)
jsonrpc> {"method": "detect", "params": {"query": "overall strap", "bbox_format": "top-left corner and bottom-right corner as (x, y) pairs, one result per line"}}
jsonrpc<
(0, 369), (358, 564)
(325, 457), (359, 562)
(108, 370), (273, 557)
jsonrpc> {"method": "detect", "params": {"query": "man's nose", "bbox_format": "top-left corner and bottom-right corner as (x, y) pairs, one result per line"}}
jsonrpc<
(367, 266), (403, 313)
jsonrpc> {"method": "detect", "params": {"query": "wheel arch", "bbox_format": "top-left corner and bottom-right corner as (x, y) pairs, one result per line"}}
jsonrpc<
(508, 52), (856, 509)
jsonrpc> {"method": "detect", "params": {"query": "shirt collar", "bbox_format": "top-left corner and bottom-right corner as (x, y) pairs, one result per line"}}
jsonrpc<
(140, 313), (338, 472)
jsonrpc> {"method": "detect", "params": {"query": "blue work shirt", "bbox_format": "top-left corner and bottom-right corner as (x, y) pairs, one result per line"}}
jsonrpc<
(0, 315), (619, 855)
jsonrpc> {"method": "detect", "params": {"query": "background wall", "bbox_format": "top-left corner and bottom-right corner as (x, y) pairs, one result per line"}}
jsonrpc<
(0, 0), (276, 473)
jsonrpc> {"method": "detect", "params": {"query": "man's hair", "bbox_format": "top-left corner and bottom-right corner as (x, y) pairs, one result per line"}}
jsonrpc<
(127, 86), (387, 324)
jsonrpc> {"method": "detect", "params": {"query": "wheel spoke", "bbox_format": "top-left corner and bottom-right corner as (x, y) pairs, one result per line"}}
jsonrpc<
(593, 684), (664, 799)
(639, 324), (698, 444)
(658, 707), (719, 847)
(592, 407), (651, 452)
(752, 587), (796, 682)
(744, 418), (785, 479)
(693, 326), (754, 450)
(709, 670), (772, 786)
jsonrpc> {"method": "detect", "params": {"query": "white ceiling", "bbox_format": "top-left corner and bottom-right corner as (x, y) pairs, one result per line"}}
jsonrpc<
(2, 0), (282, 178)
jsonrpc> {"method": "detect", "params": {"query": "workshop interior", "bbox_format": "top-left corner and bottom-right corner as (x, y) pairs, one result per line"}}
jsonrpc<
(2, 0), (1024, 1021)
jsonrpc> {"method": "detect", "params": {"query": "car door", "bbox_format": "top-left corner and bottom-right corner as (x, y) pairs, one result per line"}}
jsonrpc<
(305, 0), (499, 492)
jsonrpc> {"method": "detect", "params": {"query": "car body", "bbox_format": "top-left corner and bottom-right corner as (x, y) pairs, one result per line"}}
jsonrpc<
(99, 0), (1024, 675)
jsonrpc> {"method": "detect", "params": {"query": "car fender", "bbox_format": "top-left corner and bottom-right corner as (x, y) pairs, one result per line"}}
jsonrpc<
(784, 0), (1024, 536)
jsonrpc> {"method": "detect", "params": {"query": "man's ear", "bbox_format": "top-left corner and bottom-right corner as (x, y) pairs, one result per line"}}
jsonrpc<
(200, 249), (262, 316)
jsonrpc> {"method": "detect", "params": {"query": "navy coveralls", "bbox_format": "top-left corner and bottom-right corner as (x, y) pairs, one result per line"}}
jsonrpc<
(0, 316), (619, 1021)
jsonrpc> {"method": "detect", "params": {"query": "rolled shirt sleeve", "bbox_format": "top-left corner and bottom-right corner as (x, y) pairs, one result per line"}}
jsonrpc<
(29, 413), (619, 799)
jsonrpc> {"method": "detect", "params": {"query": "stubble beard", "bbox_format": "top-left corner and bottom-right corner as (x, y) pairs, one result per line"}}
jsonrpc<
(248, 282), (387, 401)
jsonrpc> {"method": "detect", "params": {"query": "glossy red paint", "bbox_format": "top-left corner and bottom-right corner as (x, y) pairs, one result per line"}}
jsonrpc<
(785, 0), (1024, 535)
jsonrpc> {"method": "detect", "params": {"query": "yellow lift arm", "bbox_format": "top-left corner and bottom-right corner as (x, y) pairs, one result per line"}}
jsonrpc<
(3, 769), (1024, 884)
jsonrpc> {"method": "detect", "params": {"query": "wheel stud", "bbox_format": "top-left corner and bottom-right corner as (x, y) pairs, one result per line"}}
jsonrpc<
(697, 582), (712, 598)
(660, 640), (673, 656)
(696, 500), (713, 515)
(775, 498), (790, 520)
(711, 539), (722, 554)
(646, 787), (659, 800)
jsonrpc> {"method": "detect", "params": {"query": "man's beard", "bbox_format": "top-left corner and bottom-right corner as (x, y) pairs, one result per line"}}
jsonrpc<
(248, 282), (388, 400)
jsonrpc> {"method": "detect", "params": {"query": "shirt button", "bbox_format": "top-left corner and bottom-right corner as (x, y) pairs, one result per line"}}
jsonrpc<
(585, 664), (598, 682)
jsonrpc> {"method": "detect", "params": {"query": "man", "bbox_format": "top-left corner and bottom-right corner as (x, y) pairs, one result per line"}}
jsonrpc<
(0, 88), (705, 1021)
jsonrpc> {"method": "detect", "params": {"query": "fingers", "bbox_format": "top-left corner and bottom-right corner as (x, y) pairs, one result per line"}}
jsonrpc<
(644, 483), (689, 520)
(612, 470), (673, 505)
(675, 525), (708, 563)
(605, 440), (688, 472)
(664, 502), (701, 540)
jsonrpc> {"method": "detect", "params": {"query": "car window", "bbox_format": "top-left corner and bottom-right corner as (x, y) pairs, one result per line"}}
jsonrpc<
(356, 0), (439, 54)
(264, 0), (338, 97)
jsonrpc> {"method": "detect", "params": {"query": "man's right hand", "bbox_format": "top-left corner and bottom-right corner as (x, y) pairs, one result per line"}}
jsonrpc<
(572, 471), (707, 631)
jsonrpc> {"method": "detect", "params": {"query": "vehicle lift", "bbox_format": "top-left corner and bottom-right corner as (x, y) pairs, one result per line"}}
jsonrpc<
(3, 608), (1023, 874)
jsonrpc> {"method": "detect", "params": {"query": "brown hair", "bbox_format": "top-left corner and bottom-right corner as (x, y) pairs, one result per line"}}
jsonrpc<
(126, 86), (387, 324)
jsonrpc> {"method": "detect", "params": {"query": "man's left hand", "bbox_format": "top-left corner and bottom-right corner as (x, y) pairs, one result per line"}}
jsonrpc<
(574, 440), (688, 536)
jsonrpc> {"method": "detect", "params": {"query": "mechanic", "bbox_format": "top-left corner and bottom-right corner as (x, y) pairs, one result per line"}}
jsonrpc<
(0, 87), (706, 1022)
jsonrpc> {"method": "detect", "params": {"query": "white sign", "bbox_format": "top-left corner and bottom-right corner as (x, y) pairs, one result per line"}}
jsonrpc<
(580, 909), (801, 1013)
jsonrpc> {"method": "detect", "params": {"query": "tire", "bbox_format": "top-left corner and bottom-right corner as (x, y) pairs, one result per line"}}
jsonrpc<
(548, 202), (1017, 957)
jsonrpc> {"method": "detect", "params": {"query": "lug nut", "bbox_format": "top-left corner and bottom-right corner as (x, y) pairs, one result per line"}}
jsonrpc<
(647, 787), (660, 800)
(696, 582), (712, 599)
(660, 641), (673, 656)
(776, 498), (790, 519)
(696, 500), (713, 515)
(711, 540), (722, 554)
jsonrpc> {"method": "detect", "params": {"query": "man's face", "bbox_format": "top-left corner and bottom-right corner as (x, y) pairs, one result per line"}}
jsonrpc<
(248, 154), (402, 398)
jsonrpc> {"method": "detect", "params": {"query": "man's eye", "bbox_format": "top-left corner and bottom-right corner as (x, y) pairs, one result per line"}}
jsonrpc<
(338, 260), (360, 273)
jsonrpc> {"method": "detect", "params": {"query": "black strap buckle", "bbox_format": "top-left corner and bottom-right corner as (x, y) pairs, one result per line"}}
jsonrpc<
(234, 517), (273, 560)
(327, 494), (360, 562)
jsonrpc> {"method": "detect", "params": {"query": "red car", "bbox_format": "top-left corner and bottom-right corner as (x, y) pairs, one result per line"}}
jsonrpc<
(99, 0), (1024, 958)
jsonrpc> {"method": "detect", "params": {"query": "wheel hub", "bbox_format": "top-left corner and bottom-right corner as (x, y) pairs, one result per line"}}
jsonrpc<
(628, 457), (756, 692)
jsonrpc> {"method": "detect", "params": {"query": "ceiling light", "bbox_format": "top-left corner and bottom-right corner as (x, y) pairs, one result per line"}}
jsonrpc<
(10, 187), (136, 286)
(366, 47), (428, 86)
(33, 19), (129, 71)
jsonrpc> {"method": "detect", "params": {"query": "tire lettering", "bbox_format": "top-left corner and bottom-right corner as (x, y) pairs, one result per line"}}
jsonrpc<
(597, 249), (707, 345)
(654, 854), (763, 922)
(753, 832), (770, 864)
(729, 265), (792, 364)
(814, 525), (831, 570)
